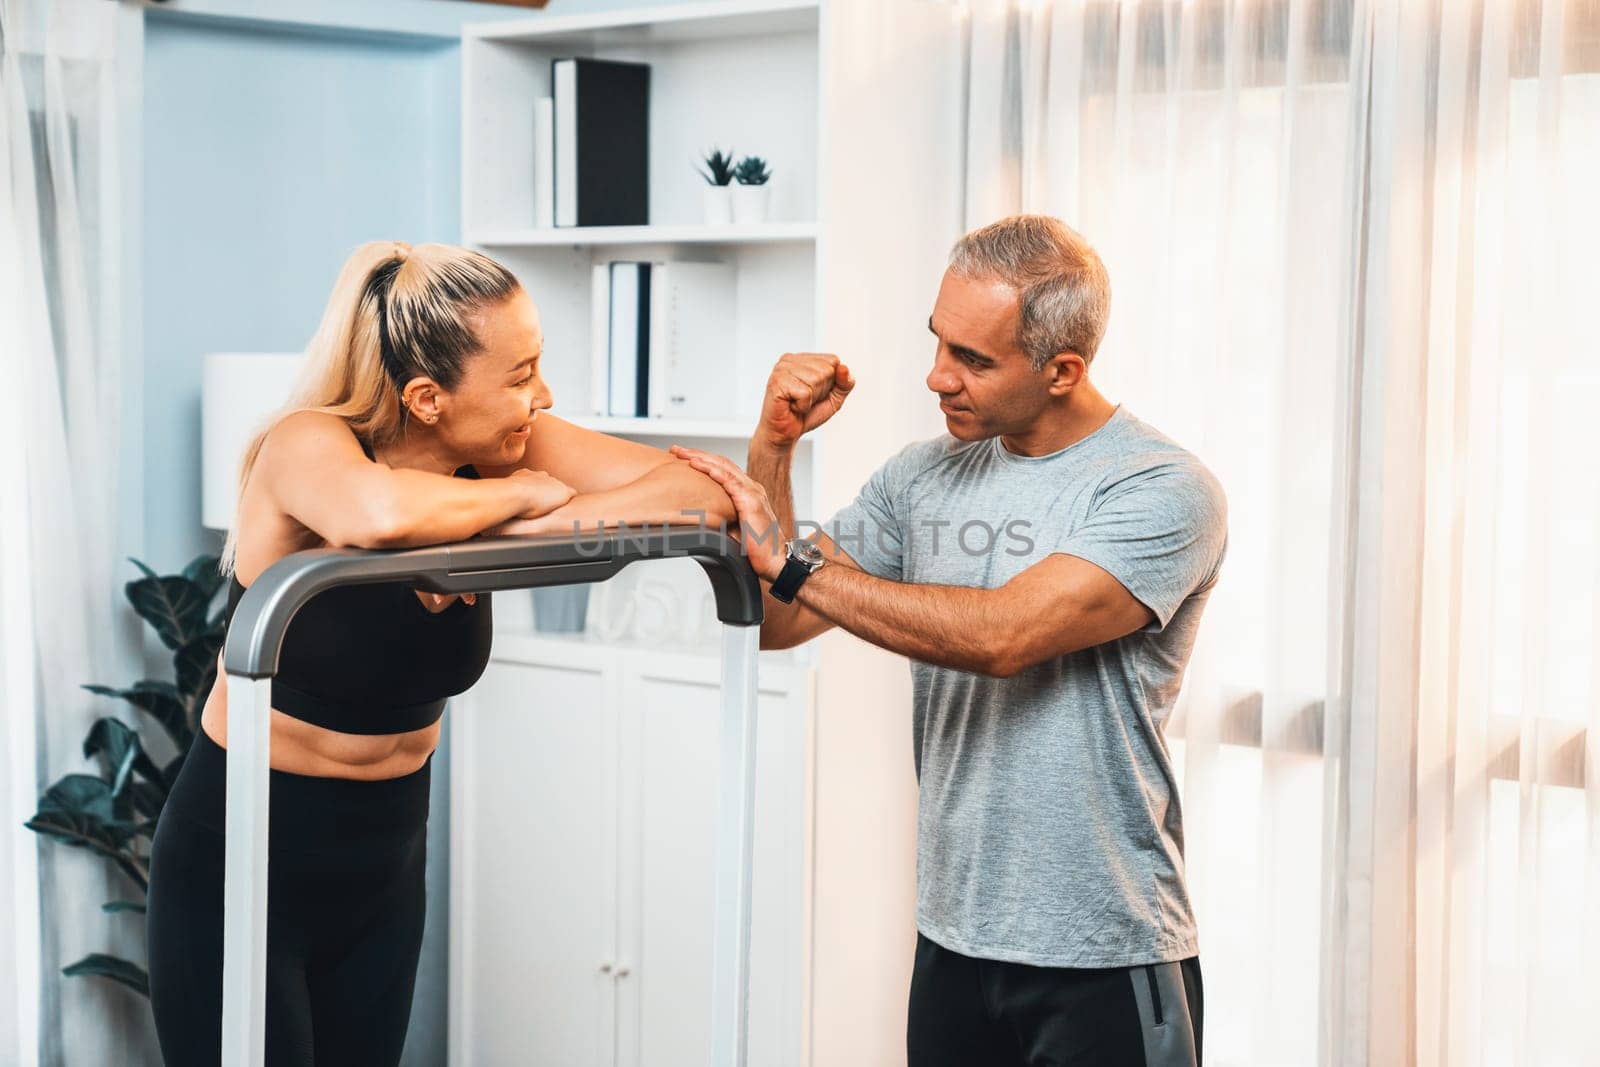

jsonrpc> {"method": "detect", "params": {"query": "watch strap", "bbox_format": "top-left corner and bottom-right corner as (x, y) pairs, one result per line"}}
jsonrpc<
(768, 555), (813, 604)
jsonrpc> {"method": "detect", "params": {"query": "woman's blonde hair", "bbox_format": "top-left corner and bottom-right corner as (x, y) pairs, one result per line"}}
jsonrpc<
(221, 241), (521, 573)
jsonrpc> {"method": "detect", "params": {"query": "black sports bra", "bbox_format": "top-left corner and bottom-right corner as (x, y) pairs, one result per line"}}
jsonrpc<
(223, 446), (493, 736)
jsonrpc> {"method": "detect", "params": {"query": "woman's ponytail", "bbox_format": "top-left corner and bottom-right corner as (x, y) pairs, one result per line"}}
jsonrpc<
(221, 241), (518, 574)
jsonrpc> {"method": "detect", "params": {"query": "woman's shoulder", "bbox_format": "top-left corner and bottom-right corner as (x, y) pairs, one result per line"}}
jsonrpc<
(235, 411), (361, 579)
(247, 413), (372, 520)
(256, 410), (371, 471)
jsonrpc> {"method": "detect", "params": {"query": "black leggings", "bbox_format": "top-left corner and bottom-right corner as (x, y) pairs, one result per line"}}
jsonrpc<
(907, 932), (1204, 1066)
(146, 728), (431, 1066)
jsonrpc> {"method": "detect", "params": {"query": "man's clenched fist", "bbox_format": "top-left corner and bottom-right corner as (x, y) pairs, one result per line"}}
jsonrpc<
(755, 352), (854, 450)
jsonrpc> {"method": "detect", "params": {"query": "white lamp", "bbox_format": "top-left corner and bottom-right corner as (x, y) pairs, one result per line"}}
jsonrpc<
(201, 352), (306, 531)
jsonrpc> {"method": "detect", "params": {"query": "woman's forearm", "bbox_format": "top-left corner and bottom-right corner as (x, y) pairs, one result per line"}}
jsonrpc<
(369, 469), (562, 547)
(492, 459), (737, 539)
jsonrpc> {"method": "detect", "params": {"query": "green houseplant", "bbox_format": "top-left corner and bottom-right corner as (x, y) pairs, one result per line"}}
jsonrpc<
(24, 554), (227, 997)
(698, 146), (737, 225)
(731, 154), (771, 186)
(731, 154), (773, 224)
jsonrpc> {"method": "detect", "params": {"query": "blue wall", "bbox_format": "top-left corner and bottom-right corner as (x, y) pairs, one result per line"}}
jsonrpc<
(143, 17), (460, 568)
(139, 5), (691, 1062)
(140, 1), (693, 569)
(142, 17), (462, 1064)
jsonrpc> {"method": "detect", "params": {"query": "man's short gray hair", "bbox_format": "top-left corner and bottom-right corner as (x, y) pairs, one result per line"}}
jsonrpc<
(947, 215), (1112, 371)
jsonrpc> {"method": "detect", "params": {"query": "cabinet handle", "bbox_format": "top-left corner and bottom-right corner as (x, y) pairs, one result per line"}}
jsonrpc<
(615, 965), (631, 978)
(599, 963), (613, 975)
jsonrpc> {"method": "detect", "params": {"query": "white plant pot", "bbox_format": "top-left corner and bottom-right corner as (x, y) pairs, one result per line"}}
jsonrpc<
(731, 182), (771, 224)
(702, 183), (733, 225)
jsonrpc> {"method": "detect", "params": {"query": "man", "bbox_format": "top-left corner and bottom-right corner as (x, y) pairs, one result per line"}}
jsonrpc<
(671, 214), (1227, 1066)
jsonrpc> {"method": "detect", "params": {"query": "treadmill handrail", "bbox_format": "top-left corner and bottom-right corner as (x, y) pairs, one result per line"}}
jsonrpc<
(223, 526), (763, 679)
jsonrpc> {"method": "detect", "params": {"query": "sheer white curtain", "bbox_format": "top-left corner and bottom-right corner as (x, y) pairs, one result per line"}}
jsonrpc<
(1332, 2), (1600, 1065)
(960, 1), (1354, 1061)
(0, 0), (127, 1063)
(955, 0), (1599, 1064)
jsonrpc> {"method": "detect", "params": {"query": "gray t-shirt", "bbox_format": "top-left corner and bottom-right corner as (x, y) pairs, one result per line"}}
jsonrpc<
(824, 405), (1227, 967)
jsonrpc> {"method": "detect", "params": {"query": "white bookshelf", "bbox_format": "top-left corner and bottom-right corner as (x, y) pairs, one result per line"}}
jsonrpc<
(455, 5), (823, 1066)
(466, 0), (818, 47)
(470, 221), (818, 248)
(462, 0), (819, 233)
(461, 0), (820, 431)
(562, 413), (754, 438)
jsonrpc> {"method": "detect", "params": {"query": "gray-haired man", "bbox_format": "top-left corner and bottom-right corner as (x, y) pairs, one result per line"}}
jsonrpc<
(672, 215), (1227, 1066)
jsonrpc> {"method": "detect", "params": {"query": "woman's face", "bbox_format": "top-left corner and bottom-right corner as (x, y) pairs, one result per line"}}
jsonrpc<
(434, 287), (553, 466)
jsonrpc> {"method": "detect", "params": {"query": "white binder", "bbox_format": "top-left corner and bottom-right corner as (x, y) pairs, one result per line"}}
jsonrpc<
(648, 262), (737, 420)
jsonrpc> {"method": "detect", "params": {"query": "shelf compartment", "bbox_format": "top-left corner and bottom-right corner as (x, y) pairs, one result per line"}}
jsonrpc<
(471, 222), (817, 248)
(465, 0), (819, 48)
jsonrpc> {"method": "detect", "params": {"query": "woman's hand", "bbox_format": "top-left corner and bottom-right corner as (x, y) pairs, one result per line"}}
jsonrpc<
(470, 470), (576, 539)
(510, 468), (577, 518)
(415, 590), (476, 612)
(478, 516), (548, 539)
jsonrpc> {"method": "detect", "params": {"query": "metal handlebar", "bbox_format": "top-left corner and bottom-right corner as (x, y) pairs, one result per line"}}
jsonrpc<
(224, 527), (763, 678)
(219, 526), (764, 1067)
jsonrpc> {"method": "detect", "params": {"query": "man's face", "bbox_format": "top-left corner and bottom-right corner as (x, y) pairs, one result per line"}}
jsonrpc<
(926, 269), (1057, 441)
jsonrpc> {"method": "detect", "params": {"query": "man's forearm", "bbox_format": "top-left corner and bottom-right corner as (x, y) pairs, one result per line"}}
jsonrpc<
(746, 442), (806, 641)
(746, 443), (798, 541)
(792, 562), (1005, 675)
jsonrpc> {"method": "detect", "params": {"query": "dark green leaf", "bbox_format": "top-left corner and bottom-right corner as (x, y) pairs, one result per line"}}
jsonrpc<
(36, 773), (117, 822)
(127, 780), (167, 822)
(27, 805), (139, 851)
(25, 813), (147, 891)
(62, 954), (149, 998)
(82, 718), (165, 800)
(84, 682), (189, 753)
(182, 555), (225, 605)
(101, 900), (146, 915)
(175, 630), (223, 712)
(26, 776), (149, 890)
(733, 154), (771, 185)
(124, 565), (211, 650)
(697, 146), (737, 185)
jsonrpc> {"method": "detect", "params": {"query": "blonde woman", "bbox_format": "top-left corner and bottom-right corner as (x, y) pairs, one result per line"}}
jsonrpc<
(145, 242), (735, 1065)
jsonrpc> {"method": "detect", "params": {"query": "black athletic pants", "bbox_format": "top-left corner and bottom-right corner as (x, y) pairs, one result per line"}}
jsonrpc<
(907, 931), (1204, 1066)
(146, 728), (431, 1066)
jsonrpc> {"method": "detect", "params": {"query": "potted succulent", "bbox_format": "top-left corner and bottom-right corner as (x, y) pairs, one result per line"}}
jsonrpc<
(697, 147), (736, 225)
(731, 155), (773, 224)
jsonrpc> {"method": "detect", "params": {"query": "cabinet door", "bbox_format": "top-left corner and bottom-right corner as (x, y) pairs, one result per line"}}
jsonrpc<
(613, 663), (806, 1067)
(451, 658), (621, 1067)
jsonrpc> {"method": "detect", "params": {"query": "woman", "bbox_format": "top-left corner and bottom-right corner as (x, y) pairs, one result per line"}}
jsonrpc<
(145, 241), (735, 1065)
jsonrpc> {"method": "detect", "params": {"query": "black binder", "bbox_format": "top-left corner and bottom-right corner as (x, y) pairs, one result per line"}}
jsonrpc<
(606, 261), (653, 417)
(552, 57), (650, 227)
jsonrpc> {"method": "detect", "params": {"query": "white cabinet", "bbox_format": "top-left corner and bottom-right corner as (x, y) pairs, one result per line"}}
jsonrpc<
(449, 631), (812, 1067)
(455, 4), (827, 1062)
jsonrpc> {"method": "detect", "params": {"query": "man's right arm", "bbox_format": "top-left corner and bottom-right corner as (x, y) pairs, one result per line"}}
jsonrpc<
(738, 351), (861, 650)
(744, 441), (859, 650)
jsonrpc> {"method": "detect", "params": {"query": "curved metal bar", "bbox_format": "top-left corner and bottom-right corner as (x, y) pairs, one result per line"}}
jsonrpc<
(224, 526), (763, 678)
(219, 525), (766, 1067)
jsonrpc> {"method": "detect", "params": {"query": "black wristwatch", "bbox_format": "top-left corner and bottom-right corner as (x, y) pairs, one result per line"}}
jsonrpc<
(769, 539), (826, 604)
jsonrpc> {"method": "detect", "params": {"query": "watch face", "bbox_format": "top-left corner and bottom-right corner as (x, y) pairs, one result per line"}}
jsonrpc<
(792, 540), (825, 567)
